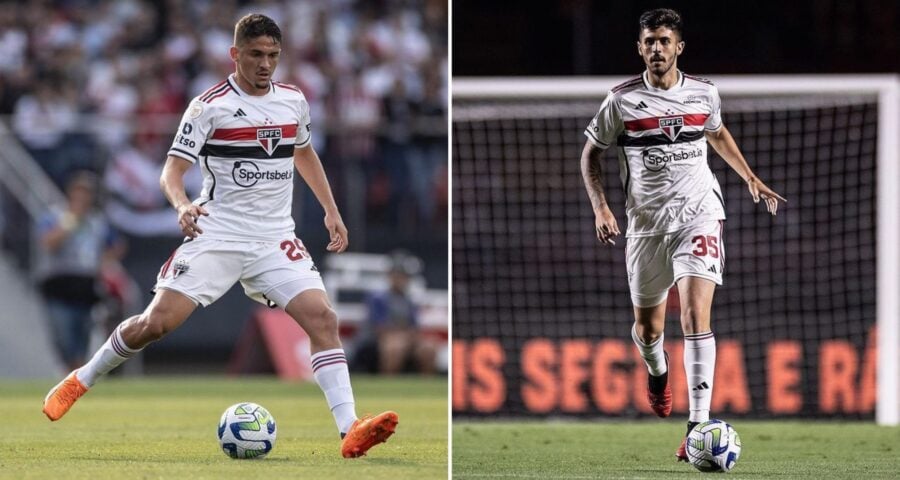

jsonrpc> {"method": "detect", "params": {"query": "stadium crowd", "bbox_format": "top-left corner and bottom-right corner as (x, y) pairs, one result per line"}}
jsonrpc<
(0, 0), (448, 243)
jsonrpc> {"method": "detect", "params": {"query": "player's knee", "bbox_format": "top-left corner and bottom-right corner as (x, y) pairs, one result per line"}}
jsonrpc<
(633, 321), (663, 344)
(138, 318), (167, 342)
(635, 325), (662, 344)
(304, 306), (339, 341)
(315, 307), (339, 334)
(680, 306), (708, 334)
(137, 309), (176, 342)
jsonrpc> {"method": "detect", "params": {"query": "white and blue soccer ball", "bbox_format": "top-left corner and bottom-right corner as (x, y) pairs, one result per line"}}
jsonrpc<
(217, 402), (277, 459)
(686, 419), (742, 472)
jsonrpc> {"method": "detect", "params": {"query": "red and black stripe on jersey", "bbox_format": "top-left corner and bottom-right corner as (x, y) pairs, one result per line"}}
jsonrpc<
(616, 113), (709, 147)
(617, 130), (705, 147)
(210, 124), (298, 141)
(273, 81), (303, 94)
(198, 80), (226, 99)
(683, 74), (714, 85)
(199, 124), (299, 159)
(623, 113), (710, 132)
(201, 144), (294, 159)
(611, 76), (643, 93)
(200, 79), (238, 103)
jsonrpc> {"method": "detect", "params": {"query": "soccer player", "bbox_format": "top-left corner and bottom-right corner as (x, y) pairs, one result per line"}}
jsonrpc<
(42, 13), (398, 459)
(580, 9), (784, 462)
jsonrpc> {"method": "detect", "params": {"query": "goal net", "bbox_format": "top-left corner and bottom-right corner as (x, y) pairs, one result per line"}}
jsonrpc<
(451, 76), (899, 424)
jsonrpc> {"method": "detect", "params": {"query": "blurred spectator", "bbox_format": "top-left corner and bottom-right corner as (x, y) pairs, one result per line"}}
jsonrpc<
(358, 253), (436, 375)
(11, 78), (78, 185)
(34, 171), (125, 369)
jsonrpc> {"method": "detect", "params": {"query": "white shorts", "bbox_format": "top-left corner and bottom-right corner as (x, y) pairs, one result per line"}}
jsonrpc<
(154, 237), (325, 308)
(626, 220), (725, 307)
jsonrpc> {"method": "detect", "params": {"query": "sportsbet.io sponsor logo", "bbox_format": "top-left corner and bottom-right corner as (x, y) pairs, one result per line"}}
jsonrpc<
(232, 161), (293, 187)
(641, 147), (703, 172)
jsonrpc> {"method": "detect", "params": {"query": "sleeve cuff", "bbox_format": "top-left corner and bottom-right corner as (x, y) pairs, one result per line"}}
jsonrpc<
(584, 130), (609, 148)
(168, 148), (198, 163)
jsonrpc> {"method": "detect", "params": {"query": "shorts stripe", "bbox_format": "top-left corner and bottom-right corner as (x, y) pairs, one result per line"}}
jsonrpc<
(159, 248), (178, 279)
(718, 220), (726, 274)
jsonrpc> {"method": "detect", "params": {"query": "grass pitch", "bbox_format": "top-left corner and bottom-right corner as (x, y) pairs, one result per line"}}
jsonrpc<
(453, 419), (899, 479)
(0, 375), (446, 479)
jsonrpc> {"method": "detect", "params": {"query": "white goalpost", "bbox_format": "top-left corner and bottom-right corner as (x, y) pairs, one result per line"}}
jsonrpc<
(452, 75), (899, 425)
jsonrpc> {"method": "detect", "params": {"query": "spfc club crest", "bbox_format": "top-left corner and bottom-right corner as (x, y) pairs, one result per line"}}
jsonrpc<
(257, 127), (283, 156)
(659, 116), (684, 141)
(172, 259), (190, 278)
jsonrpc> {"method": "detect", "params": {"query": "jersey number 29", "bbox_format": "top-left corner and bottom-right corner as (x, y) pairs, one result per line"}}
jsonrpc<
(280, 239), (310, 261)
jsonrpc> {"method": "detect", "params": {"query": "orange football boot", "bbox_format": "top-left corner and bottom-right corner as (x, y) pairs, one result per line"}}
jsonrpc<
(341, 411), (399, 458)
(43, 371), (89, 421)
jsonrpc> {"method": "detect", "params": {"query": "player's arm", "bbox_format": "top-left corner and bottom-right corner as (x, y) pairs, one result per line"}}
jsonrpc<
(581, 141), (620, 245)
(160, 155), (208, 238)
(706, 126), (786, 216)
(293, 145), (348, 253)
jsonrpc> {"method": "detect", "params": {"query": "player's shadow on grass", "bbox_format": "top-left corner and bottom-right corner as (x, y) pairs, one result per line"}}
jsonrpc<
(640, 468), (776, 476)
(67, 456), (423, 466)
(67, 456), (297, 464)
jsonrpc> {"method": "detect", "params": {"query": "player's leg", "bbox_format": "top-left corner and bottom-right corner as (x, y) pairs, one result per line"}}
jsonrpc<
(245, 239), (397, 457)
(284, 289), (354, 426)
(283, 289), (399, 457)
(674, 276), (717, 460)
(80, 288), (196, 385)
(678, 275), (716, 422)
(43, 238), (236, 421)
(627, 235), (673, 417)
(43, 289), (196, 421)
(672, 220), (724, 461)
(633, 302), (672, 417)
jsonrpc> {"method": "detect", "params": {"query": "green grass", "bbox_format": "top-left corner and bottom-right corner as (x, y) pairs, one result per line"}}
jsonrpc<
(453, 420), (899, 479)
(0, 375), (447, 479)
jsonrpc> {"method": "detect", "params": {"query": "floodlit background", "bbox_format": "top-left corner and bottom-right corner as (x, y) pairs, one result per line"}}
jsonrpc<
(452, 0), (897, 420)
(452, 1), (899, 477)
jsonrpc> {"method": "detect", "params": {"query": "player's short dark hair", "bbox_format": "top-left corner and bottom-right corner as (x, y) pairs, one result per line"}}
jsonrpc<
(234, 13), (282, 46)
(639, 8), (683, 40)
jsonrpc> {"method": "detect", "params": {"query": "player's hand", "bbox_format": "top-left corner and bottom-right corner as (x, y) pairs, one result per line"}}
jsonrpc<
(324, 212), (348, 253)
(594, 205), (620, 245)
(176, 203), (208, 238)
(746, 177), (787, 216)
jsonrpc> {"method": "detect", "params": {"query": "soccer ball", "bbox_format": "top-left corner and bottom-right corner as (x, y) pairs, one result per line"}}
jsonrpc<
(217, 402), (277, 459)
(685, 419), (742, 472)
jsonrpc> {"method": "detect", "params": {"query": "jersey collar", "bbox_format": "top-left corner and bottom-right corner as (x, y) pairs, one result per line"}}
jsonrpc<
(229, 74), (273, 99)
(642, 69), (684, 94)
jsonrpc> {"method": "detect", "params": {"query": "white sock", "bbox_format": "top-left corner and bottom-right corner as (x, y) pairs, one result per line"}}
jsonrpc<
(631, 324), (667, 376)
(684, 331), (716, 423)
(311, 349), (357, 434)
(75, 324), (141, 387)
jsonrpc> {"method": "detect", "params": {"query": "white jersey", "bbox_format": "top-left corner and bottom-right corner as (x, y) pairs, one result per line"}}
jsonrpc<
(584, 70), (726, 237)
(167, 74), (312, 241)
